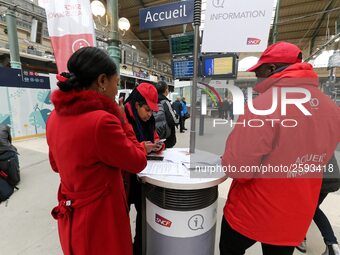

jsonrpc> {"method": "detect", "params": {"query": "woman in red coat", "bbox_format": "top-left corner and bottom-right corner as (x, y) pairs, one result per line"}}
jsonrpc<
(46, 47), (147, 255)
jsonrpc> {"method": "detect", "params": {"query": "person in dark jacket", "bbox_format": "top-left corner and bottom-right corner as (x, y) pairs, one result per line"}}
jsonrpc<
(155, 81), (178, 148)
(296, 155), (340, 255)
(226, 98), (234, 120)
(124, 83), (164, 255)
(0, 124), (19, 174)
(222, 99), (229, 119)
(172, 96), (184, 132)
(218, 101), (224, 118)
(0, 124), (20, 200)
(222, 98), (234, 120)
(180, 97), (189, 130)
(0, 124), (17, 155)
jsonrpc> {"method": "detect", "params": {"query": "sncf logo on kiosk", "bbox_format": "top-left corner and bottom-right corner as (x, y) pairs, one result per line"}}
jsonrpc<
(247, 37), (261, 45)
(155, 214), (172, 228)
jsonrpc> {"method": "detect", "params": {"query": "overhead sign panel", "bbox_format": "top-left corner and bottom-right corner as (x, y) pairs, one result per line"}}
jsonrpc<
(139, 1), (194, 30)
(0, 67), (50, 89)
(172, 57), (194, 80)
(202, 0), (275, 52)
(170, 33), (194, 56)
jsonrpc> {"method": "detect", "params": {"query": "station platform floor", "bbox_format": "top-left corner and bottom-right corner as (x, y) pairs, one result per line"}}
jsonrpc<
(1, 123), (339, 255)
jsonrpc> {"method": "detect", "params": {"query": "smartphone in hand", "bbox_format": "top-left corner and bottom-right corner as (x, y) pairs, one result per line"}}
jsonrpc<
(119, 92), (126, 102)
(155, 139), (166, 145)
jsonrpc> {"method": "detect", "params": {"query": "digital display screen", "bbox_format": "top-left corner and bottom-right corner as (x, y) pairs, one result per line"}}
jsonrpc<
(201, 54), (237, 79)
(172, 58), (194, 79)
(170, 33), (194, 56)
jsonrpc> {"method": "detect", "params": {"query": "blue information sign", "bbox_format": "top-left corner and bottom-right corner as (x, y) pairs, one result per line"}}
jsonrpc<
(139, 1), (194, 31)
(172, 57), (194, 79)
(0, 67), (50, 89)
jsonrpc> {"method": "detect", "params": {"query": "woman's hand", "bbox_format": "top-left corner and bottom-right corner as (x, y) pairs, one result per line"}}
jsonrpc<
(119, 97), (125, 114)
(153, 144), (163, 152)
(144, 141), (159, 154)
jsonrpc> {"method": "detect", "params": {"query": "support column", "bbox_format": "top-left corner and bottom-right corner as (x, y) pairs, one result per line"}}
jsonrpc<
(5, 7), (21, 69)
(148, 30), (152, 68)
(272, 0), (280, 44)
(190, 0), (201, 153)
(107, 0), (120, 74)
(5, 7), (20, 136)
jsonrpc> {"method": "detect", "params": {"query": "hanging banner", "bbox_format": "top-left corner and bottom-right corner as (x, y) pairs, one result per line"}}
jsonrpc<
(202, 0), (275, 53)
(44, 0), (95, 72)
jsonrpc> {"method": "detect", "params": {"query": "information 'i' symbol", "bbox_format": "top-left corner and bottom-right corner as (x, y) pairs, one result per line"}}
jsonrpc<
(212, 0), (225, 8)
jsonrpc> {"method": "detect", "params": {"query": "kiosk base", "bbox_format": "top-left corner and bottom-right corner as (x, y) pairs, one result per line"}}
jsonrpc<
(144, 183), (218, 255)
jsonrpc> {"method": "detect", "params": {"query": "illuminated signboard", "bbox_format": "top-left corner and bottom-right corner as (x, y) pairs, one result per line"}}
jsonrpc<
(201, 54), (238, 79)
(170, 33), (194, 56)
(172, 57), (194, 79)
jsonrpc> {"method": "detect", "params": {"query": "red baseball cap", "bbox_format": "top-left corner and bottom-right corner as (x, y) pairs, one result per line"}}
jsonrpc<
(247, 42), (302, 72)
(136, 83), (159, 112)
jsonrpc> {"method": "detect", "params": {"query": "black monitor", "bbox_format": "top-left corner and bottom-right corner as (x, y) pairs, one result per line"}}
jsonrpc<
(200, 54), (238, 79)
(169, 33), (194, 56)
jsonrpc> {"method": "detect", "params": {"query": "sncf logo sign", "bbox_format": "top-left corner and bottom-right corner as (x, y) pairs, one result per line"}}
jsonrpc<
(155, 214), (172, 228)
(247, 38), (261, 45)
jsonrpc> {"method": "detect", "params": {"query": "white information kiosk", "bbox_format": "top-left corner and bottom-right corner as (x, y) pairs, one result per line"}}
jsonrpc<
(138, 148), (227, 255)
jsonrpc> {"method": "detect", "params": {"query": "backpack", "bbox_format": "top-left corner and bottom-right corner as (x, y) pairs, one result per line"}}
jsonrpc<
(153, 101), (171, 139)
(0, 152), (20, 203)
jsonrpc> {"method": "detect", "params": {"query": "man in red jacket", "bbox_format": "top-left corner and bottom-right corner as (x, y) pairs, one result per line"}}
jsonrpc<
(220, 42), (340, 255)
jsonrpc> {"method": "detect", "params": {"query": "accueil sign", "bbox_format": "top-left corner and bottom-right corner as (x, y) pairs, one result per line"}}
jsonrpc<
(139, 1), (194, 30)
(202, 0), (275, 52)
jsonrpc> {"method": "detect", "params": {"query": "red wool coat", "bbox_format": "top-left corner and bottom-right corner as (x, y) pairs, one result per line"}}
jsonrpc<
(222, 63), (340, 245)
(47, 89), (147, 255)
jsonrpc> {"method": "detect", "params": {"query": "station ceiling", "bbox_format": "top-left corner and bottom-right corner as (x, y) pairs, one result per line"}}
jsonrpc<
(118, 0), (340, 57)
(119, 0), (191, 55)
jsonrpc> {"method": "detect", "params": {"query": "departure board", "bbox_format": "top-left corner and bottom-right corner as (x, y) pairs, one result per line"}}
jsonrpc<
(170, 33), (194, 56)
(172, 57), (194, 79)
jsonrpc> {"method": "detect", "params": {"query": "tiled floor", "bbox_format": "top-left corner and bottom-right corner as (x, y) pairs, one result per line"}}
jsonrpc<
(0, 122), (339, 255)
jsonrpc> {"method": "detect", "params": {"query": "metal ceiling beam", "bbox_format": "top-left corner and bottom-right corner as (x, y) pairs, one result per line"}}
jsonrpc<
(279, 0), (317, 9)
(305, 32), (340, 61)
(277, 32), (334, 40)
(309, 0), (335, 54)
(119, 0), (168, 12)
(279, 23), (336, 34)
(280, 13), (328, 24)
(279, 6), (340, 24)
(278, 16), (336, 29)
(135, 0), (169, 53)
